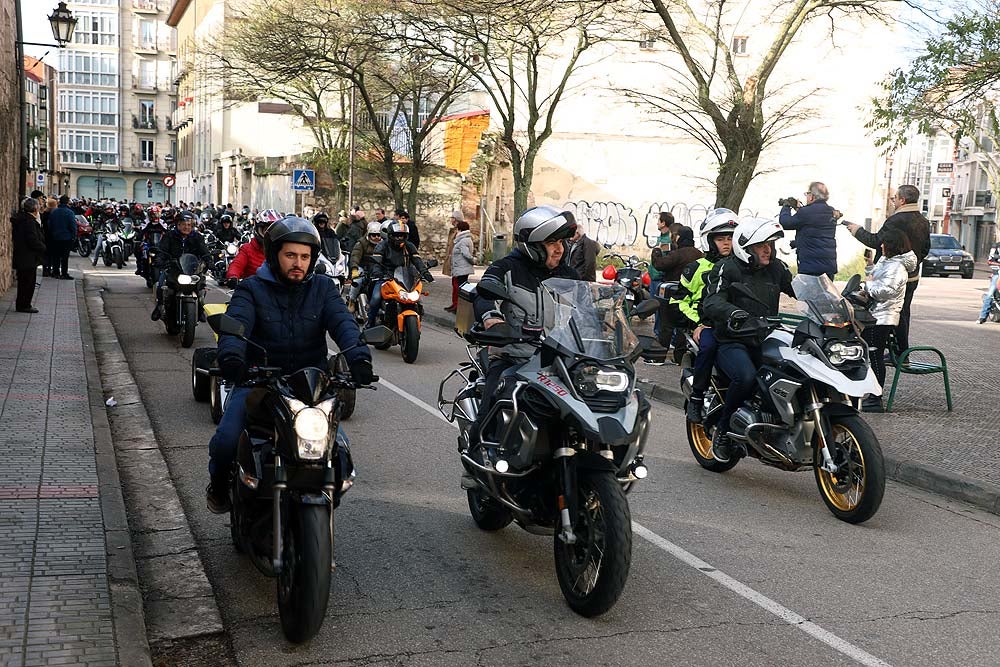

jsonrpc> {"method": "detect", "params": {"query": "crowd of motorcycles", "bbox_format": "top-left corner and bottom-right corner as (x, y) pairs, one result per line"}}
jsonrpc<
(74, 203), (894, 644)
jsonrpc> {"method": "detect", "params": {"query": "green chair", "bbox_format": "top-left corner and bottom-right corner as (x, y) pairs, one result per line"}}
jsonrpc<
(884, 333), (953, 412)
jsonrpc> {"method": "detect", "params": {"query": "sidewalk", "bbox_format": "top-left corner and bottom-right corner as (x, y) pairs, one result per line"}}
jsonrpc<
(0, 273), (149, 667)
(418, 266), (1000, 515)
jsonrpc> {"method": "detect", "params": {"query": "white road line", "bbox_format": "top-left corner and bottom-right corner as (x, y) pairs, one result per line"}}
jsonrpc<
(360, 362), (892, 667)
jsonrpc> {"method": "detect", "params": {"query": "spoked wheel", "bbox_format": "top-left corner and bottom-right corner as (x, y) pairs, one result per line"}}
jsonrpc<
(814, 414), (885, 524)
(553, 471), (632, 617)
(686, 399), (738, 473)
(466, 485), (513, 531)
(277, 504), (332, 644)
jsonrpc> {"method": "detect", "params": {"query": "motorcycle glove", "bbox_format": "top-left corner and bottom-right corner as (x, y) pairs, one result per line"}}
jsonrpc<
(423, 273), (435, 283)
(350, 359), (376, 385)
(219, 356), (246, 383)
(727, 309), (750, 332)
(226, 277), (238, 289)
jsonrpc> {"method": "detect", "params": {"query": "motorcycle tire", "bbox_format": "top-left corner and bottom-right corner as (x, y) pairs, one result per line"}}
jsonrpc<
(78, 240), (90, 257)
(686, 400), (739, 473)
(553, 471), (632, 618)
(209, 377), (224, 424)
(277, 504), (332, 644)
(103, 251), (112, 267)
(180, 300), (198, 348)
(145, 275), (155, 289)
(191, 347), (214, 402)
(113, 247), (123, 269)
(334, 355), (356, 420)
(466, 484), (513, 531)
(400, 315), (420, 364)
(814, 413), (885, 524)
(990, 307), (1000, 323)
(228, 474), (246, 554)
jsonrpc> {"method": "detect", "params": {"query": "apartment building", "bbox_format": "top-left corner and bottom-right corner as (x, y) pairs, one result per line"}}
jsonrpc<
(58, 0), (177, 202)
(23, 56), (67, 196)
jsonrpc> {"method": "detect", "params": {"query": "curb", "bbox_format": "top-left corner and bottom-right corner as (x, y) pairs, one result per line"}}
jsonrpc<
(423, 307), (1000, 517)
(77, 279), (154, 667)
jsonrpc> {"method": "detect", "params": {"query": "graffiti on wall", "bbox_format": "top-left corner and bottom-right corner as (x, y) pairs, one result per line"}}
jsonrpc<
(563, 201), (640, 247)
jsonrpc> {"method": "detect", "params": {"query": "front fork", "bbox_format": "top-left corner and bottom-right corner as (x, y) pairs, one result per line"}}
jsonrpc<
(272, 455), (340, 574)
(555, 449), (577, 544)
(808, 387), (838, 473)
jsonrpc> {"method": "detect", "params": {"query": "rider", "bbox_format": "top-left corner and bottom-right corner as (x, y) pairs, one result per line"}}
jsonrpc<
(469, 206), (580, 448)
(135, 209), (168, 278)
(225, 213), (278, 285)
(675, 209), (738, 423)
(701, 217), (794, 463)
(978, 242), (1000, 324)
(347, 221), (382, 310)
(365, 221), (434, 328)
(313, 211), (341, 259)
(207, 218), (375, 512)
(90, 203), (120, 266)
(215, 214), (239, 244)
(150, 210), (213, 322)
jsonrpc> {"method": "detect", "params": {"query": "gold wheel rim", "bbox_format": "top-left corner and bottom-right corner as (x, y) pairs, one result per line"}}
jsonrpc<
(689, 420), (714, 460)
(818, 424), (866, 512)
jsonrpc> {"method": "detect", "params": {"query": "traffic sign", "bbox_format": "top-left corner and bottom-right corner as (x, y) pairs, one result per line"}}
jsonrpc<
(162, 175), (176, 188)
(36, 173), (45, 185)
(292, 169), (315, 192)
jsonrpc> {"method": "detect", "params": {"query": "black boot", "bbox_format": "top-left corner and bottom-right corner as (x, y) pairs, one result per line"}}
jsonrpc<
(206, 474), (231, 514)
(686, 394), (704, 423)
(712, 428), (745, 464)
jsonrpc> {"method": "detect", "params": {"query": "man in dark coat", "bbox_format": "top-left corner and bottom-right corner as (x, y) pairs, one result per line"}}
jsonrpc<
(779, 181), (838, 279)
(845, 183), (930, 351)
(47, 195), (79, 279)
(12, 198), (47, 313)
(650, 225), (704, 347)
(565, 225), (600, 282)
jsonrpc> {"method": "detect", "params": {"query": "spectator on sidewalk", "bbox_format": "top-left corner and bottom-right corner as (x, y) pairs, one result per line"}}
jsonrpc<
(650, 225), (703, 347)
(41, 196), (57, 277)
(12, 198), (47, 313)
(442, 210), (463, 311)
(47, 195), (78, 280)
(399, 210), (420, 249)
(566, 225), (600, 282)
(978, 242), (1000, 323)
(778, 181), (838, 279)
(647, 212), (674, 339)
(446, 221), (475, 314)
(845, 184), (930, 351)
(859, 228), (916, 413)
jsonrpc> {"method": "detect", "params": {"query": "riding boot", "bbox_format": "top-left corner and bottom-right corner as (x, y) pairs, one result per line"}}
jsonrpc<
(686, 394), (704, 423)
(206, 472), (231, 514)
(151, 287), (163, 321)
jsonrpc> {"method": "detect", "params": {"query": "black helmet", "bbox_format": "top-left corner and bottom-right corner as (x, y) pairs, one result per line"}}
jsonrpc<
(312, 212), (330, 225)
(387, 221), (409, 249)
(264, 216), (322, 279)
(175, 210), (197, 224)
(220, 214), (233, 226)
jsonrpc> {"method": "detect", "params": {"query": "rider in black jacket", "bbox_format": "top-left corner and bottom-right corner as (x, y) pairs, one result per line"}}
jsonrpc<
(150, 210), (213, 321)
(365, 221), (433, 328)
(215, 214), (239, 244)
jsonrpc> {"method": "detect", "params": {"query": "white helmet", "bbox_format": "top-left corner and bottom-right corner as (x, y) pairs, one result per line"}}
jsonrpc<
(699, 208), (739, 253)
(732, 216), (784, 265)
(512, 205), (577, 264)
(366, 221), (382, 237)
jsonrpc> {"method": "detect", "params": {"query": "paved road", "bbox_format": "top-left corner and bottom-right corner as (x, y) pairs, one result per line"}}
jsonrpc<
(85, 258), (1000, 666)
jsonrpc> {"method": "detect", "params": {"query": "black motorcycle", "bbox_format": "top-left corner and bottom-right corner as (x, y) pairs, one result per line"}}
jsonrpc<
(208, 314), (388, 643)
(138, 224), (167, 288)
(161, 253), (206, 348)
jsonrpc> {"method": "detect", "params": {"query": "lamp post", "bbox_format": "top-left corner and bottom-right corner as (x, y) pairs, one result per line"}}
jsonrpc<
(164, 154), (175, 204)
(94, 157), (103, 200)
(15, 1), (78, 197)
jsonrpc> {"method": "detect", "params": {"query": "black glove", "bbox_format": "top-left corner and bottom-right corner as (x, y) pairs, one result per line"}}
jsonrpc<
(727, 309), (750, 332)
(219, 356), (246, 383)
(226, 277), (238, 289)
(423, 273), (434, 283)
(350, 359), (376, 385)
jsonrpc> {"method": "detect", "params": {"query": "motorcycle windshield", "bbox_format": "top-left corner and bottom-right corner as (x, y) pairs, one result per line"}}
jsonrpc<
(178, 253), (202, 275)
(792, 274), (854, 327)
(393, 265), (420, 291)
(540, 278), (637, 360)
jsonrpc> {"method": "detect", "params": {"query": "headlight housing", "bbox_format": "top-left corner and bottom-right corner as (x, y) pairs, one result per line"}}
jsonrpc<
(227, 243), (239, 255)
(826, 341), (865, 365)
(177, 274), (194, 285)
(399, 290), (420, 302)
(573, 364), (630, 396)
(285, 397), (336, 460)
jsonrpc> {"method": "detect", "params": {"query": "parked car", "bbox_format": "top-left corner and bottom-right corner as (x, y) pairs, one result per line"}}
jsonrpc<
(922, 234), (975, 279)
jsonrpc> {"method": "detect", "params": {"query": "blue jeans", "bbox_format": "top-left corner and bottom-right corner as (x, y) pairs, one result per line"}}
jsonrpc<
(649, 279), (663, 337)
(366, 280), (385, 328)
(714, 342), (760, 432)
(980, 272), (999, 320)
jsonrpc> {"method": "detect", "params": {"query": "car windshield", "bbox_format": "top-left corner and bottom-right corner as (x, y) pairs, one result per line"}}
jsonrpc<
(931, 235), (961, 250)
(540, 278), (638, 360)
(792, 274), (854, 327)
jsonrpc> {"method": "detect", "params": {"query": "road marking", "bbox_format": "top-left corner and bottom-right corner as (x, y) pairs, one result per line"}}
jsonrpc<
(359, 360), (892, 667)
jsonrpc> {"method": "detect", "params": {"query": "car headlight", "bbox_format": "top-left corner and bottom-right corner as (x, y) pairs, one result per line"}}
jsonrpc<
(826, 342), (865, 365)
(573, 364), (630, 396)
(925, 256), (938, 262)
(177, 274), (194, 285)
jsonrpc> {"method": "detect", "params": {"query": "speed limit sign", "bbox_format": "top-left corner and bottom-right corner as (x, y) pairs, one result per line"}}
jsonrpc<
(162, 175), (176, 188)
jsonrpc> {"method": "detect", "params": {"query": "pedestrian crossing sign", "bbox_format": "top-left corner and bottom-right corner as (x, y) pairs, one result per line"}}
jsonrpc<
(292, 169), (315, 192)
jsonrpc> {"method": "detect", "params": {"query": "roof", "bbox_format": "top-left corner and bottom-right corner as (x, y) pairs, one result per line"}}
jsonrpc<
(23, 56), (48, 80)
(166, 0), (192, 27)
(437, 109), (490, 123)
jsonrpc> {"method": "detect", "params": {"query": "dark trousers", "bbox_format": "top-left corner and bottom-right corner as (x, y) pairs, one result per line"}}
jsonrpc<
(714, 342), (760, 432)
(862, 324), (892, 387)
(451, 275), (469, 308)
(15, 269), (38, 310)
(894, 281), (918, 351)
(691, 327), (718, 395)
(48, 240), (71, 277)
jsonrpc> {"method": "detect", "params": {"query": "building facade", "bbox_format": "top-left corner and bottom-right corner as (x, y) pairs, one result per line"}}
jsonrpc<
(24, 56), (68, 196)
(58, 0), (177, 202)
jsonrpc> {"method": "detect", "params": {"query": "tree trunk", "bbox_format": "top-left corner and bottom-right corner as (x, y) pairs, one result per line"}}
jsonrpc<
(713, 123), (764, 211)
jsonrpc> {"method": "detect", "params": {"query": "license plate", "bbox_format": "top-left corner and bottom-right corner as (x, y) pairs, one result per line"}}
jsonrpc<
(944, 265), (959, 270)
(625, 293), (635, 300)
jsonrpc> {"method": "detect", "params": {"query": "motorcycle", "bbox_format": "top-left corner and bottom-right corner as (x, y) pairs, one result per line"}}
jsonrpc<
(207, 313), (387, 643)
(369, 259), (438, 364)
(438, 277), (655, 617)
(120, 219), (137, 262)
(986, 265), (1000, 323)
(161, 253), (207, 348)
(680, 273), (886, 524)
(102, 223), (126, 269)
(74, 216), (94, 257)
(600, 250), (650, 319)
(207, 234), (240, 284)
(343, 268), (371, 328)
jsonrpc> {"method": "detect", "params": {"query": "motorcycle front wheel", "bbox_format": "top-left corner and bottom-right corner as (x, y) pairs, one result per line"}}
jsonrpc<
(191, 347), (213, 402)
(277, 504), (332, 644)
(814, 413), (885, 524)
(103, 250), (112, 267)
(112, 246), (123, 269)
(553, 471), (632, 617)
(180, 300), (197, 348)
(400, 315), (420, 363)
(78, 239), (90, 257)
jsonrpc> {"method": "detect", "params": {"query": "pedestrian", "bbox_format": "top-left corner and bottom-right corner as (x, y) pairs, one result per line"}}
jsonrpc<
(336, 209), (367, 255)
(399, 210), (420, 248)
(565, 224), (600, 282)
(41, 196), (57, 277)
(858, 227), (916, 412)
(845, 184), (930, 352)
(778, 181), (838, 279)
(47, 195), (78, 280)
(646, 212), (675, 337)
(446, 220), (475, 314)
(650, 225), (703, 347)
(977, 242), (1000, 324)
(442, 210), (462, 309)
(11, 197), (47, 313)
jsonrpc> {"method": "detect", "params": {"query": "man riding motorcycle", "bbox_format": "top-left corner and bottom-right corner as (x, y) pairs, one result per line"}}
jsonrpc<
(90, 204), (120, 266)
(365, 221), (434, 329)
(135, 212), (168, 277)
(313, 212), (341, 260)
(346, 222), (382, 311)
(701, 217), (795, 463)
(215, 214), (239, 244)
(206, 217), (375, 512)
(468, 205), (580, 448)
(150, 210), (213, 322)
(225, 216), (274, 285)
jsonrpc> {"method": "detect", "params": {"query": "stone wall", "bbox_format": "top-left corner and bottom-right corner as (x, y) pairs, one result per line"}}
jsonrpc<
(0, 0), (20, 294)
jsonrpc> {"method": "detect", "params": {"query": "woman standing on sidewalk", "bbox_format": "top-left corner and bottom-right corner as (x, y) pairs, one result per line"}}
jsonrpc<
(446, 220), (474, 313)
(860, 227), (917, 413)
(11, 198), (47, 314)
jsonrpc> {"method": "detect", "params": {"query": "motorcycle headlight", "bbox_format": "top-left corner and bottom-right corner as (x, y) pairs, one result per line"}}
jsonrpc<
(227, 243), (238, 255)
(106, 233), (119, 241)
(177, 274), (194, 285)
(826, 341), (865, 365)
(399, 290), (420, 302)
(573, 364), (630, 396)
(294, 408), (331, 460)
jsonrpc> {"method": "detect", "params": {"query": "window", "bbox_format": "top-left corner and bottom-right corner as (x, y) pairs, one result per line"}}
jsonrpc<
(139, 99), (155, 124)
(140, 139), (155, 164)
(58, 51), (118, 87)
(138, 60), (156, 89)
(732, 36), (748, 56)
(71, 11), (118, 46)
(58, 128), (118, 165)
(639, 31), (658, 50)
(138, 19), (156, 50)
(58, 89), (119, 126)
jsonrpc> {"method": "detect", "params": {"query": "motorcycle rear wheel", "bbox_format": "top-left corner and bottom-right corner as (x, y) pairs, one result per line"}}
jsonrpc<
(400, 315), (420, 363)
(814, 414), (885, 524)
(466, 486), (513, 531)
(686, 401), (739, 473)
(180, 300), (197, 348)
(277, 504), (332, 644)
(209, 377), (224, 424)
(553, 471), (632, 617)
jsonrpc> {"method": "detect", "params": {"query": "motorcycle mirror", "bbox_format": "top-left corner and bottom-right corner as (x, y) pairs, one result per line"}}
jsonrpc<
(217, 314), (247, 338)
(633, 298), (660, 318)
(360, 325), (393, 346)
(314, 262), (327, 275)
(425, 258), (439, 269)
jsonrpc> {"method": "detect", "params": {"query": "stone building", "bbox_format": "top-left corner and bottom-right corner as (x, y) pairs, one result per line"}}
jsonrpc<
(1, 0), (21, 294)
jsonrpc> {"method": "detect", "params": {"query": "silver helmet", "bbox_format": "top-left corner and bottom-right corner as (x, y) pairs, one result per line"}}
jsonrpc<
(512, 206), (577, 264)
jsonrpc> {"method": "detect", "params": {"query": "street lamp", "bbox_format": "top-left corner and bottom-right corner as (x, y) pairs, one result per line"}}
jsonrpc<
(94, 157), (103, 200)
(47, 2), (78, 46)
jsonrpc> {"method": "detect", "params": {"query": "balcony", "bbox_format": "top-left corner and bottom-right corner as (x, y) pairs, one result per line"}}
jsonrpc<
(132, 79), (158, 92)
(132, 0), (159, 12)
(132, 115), (158, 131)
(961, 190), (993, 216)
(130, 155), (160, 171)
(170, 106), (193, 131)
